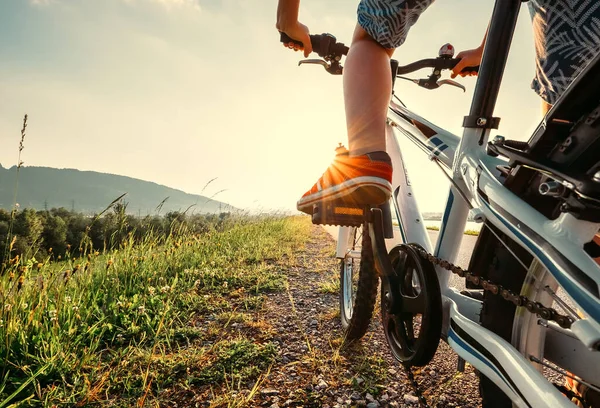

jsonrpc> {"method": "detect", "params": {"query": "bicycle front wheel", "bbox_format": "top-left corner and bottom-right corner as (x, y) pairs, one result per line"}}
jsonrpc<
(339, 223), (378, 341)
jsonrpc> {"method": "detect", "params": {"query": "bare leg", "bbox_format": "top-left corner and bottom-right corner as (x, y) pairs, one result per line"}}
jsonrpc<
(344, 25), (395, 157)
(542, 100), (552, 115)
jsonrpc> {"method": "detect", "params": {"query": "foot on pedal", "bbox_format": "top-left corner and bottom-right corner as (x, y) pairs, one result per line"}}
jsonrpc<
(296, 146), (392, 215)
(311, 202), (365, 227)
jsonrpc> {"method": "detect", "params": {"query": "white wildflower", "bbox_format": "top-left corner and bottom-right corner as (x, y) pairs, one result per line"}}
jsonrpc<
(22, 303), (28, 310)
(138, 306), (146, 314)
(4, 304), (12, 311)
(160, 285), (170, 293)
(72, 306), (79, 312)
(65, 296), (72, 303)
(148, 286), (155, 296)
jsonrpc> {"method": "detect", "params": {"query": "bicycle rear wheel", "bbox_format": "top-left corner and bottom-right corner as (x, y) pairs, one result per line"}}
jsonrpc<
(339, 223), (378, 341)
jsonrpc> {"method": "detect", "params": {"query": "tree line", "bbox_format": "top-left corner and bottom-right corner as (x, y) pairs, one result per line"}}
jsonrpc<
(0, 203), (231, 265)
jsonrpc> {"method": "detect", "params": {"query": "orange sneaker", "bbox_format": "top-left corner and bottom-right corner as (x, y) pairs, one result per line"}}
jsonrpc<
(296, 147), (393, 215)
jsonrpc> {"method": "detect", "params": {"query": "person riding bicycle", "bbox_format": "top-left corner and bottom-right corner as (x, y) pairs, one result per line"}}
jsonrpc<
(277, 1), (600, 406)
(276, 0), (600, 215)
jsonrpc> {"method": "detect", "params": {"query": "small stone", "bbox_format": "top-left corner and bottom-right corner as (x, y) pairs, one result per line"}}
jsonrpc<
(269, 404), (279, 408)
(366, 403), (379, 408)
(365, 393), (375, 402)
(316, 379), (328, 390)
(380, 394), (389, 401)
(261, 388), (279, 396)
(355, 377), (365, 385)
(309, 319), (318, 326)
(404, 394), (419, 405)
(350, 392), (361, 401)
(389, 402), (399, 408)
(429, 369), (436, 376)
(387, 368), (397, 375)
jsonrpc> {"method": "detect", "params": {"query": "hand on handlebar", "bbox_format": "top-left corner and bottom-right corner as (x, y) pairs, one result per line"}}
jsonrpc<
(278, 22), (312, 57)
(451, 46), (483, 78)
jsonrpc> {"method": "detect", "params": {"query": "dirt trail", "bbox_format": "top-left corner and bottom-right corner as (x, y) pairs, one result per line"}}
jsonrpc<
(252, 225), (481, 408)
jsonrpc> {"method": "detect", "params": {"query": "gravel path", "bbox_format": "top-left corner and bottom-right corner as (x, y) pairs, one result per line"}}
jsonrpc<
(252, 224), (481, 408)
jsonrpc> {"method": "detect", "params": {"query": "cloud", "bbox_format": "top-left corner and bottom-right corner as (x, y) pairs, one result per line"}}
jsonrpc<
(146, 0), (200, 12)
(29, 0), (56, 6)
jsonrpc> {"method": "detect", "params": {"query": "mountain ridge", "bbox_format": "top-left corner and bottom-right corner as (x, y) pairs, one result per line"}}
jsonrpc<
(0, 164), (234, 214)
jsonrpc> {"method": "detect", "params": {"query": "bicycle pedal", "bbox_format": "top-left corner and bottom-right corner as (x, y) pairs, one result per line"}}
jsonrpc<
(311, 203), (365, 227)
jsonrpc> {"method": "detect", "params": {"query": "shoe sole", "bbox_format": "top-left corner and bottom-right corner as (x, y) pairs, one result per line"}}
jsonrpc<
(297, 176), (392, 214)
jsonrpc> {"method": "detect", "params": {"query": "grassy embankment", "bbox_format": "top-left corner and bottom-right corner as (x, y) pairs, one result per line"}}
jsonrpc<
(0, 215), (311, 407)
(425, 225), (480, 236)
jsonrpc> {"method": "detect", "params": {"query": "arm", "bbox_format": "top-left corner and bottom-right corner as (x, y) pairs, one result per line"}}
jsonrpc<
(276, 0), (312, 57)
(451, 26), (489, 78)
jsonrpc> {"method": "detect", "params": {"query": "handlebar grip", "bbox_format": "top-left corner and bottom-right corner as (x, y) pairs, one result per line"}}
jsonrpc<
(280, 32), (321, 49)
(280, 32), (303, 47)
(460, 66), (479, 75)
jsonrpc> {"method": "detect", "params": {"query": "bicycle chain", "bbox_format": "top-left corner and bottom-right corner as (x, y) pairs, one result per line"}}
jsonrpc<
(400, 244), (575, 408)
(408, 244), (574, 329)
(404, 365), (432, 408)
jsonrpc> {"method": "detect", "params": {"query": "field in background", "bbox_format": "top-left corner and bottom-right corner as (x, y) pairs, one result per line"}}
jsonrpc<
(0, 215), (311, 406)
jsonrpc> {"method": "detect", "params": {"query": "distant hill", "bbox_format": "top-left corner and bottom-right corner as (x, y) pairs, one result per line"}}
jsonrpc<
(0, 165), (236, 215)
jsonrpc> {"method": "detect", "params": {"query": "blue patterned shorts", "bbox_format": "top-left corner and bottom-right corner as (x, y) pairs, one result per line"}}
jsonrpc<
(529, 0), (600, 104)
(357, 0), (600, 104)
(357, 0), (435, 49)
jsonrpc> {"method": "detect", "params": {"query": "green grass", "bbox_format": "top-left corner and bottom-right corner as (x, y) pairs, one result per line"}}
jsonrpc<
(425, 225), (480, 236)
(0, 215), (311, 406)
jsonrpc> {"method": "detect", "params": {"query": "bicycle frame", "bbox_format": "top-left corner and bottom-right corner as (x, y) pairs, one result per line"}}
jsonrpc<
(336, 1), (600, 406)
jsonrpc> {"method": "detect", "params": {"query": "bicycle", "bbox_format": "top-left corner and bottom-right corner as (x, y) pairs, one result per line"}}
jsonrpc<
(281, 1), (600, 407)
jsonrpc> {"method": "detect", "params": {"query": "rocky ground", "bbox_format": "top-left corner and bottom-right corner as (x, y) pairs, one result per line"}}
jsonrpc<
(244, 225), (482, 408)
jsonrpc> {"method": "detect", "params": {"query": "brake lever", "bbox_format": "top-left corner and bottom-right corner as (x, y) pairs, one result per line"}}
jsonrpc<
(299, 59), (329, 69)
(298, 59), (343, 75)
(396, 76), (419, 85)
(437, 79), (465, 92)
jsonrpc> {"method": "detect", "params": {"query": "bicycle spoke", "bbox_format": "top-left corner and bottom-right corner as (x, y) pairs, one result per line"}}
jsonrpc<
(392, 315), (413, 354)
(402, 292), (426, 314)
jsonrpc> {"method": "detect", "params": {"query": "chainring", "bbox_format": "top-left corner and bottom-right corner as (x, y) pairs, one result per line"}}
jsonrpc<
(381, 244), (442, 367)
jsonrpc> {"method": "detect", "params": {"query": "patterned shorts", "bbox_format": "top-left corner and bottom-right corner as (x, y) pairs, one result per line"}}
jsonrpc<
(529, 0), (600, 104)
(357, 0), (435, 49)
(357, 0), (600, 104)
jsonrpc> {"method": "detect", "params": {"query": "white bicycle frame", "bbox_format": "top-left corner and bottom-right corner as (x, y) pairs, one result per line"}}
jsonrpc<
(337, 96), (600, 407)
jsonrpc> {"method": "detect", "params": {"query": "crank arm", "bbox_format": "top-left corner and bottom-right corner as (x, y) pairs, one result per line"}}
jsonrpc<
(368, 208), (396, 278)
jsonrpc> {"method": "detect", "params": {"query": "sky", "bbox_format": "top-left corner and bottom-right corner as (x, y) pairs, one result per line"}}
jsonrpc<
(0, 0), (544, 214)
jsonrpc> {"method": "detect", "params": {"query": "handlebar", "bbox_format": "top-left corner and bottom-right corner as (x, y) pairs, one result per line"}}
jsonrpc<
(280, 32), (349, 60)
(396, 58), (478, 76)
(280, 32), (479, 76)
